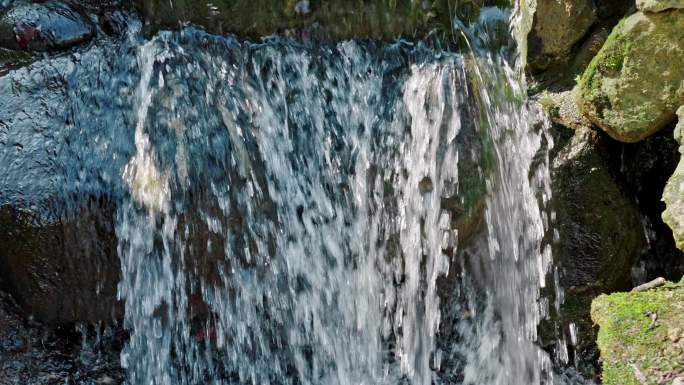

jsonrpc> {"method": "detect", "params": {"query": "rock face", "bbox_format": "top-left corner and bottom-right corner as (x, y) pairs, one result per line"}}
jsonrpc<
(545, 125), (646, 376)
(552, 126), (646, 294)
(662, 107), (684, 250)
(0, 40), (128, 324)
(0, 0), (95, 51)
(591, 279), (684, 385)
(576, 10), (684, 143)
(526, 0), (597, 73)
(637, 0), (684, 12)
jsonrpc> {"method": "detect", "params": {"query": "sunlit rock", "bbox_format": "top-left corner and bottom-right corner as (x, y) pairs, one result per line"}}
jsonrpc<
(591, 279), (684, 385)
(576, 10), (684, 143)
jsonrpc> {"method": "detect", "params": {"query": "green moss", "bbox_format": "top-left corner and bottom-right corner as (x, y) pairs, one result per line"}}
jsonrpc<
(578, 18), (628, 102)
(591, 282), (684, 385)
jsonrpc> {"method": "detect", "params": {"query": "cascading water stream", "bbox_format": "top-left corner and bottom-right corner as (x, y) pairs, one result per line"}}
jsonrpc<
(104, 7), (574, 385)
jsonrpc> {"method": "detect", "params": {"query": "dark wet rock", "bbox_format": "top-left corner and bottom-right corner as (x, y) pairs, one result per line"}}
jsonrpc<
(0, 0), (95, 51)
(0, 41), (130, 325)
(0, 290), (125, 385)
(541, 125), (647, 378)
(551, 126), (645, 294)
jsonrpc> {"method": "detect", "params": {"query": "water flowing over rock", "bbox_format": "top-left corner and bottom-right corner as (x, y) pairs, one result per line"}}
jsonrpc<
(663, 106), (684, 250)
(0, 5), (589, 385)
(576, 9), (684, 143)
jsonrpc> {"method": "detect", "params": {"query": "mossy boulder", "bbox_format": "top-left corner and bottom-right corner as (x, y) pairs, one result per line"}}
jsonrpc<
(662, 106), (684, 250)
(591, 280), (684, 385)
(637, 0), (684, 13)
(576, 10), (684, 143)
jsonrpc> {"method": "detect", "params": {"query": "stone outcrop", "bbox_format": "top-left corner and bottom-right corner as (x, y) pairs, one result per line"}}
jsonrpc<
(576, 10), (684, 143)
(526, 0), (597, 74)
(662, 107), (684, 250)
(551, 126), (646, 294)
(591, 279), (684, 385)
(544, 124), (647, 376)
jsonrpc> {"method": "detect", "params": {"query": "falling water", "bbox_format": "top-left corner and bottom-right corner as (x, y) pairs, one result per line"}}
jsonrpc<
(106, 7), (563, 385)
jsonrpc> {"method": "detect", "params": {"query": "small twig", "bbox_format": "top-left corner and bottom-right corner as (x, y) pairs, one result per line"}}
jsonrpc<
(632, 277), (666, 292)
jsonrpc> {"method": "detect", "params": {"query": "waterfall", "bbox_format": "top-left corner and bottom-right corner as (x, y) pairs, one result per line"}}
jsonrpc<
(110, 9), (566, 385)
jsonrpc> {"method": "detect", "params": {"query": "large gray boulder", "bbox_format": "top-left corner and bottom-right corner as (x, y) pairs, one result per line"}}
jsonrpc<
(576, 10), (684, 143)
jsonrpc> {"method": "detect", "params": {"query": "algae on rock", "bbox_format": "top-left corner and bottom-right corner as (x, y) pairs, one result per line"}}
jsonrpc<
(591, 280), (684, 385)
(576, 10), (684, 143)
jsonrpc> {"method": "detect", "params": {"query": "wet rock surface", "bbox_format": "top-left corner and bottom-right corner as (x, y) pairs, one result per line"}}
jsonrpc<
(0, 291), (125, 385)
(0, 0), (96, 51)
(543, 125), (647, 378)
(0, 34), (131, 324)
(551, 126), (646, 295)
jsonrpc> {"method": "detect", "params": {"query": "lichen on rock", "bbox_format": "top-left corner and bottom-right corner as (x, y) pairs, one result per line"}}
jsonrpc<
(576, 10), (684, 143)
(591, 279), (684, 385)
(662, 106), (684, 250)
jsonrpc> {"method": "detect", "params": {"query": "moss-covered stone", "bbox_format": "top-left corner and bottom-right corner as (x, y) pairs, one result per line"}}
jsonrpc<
(662, 106), (684, 251)
(591, 280), (684, 385)
(576, 10), (684, 143)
